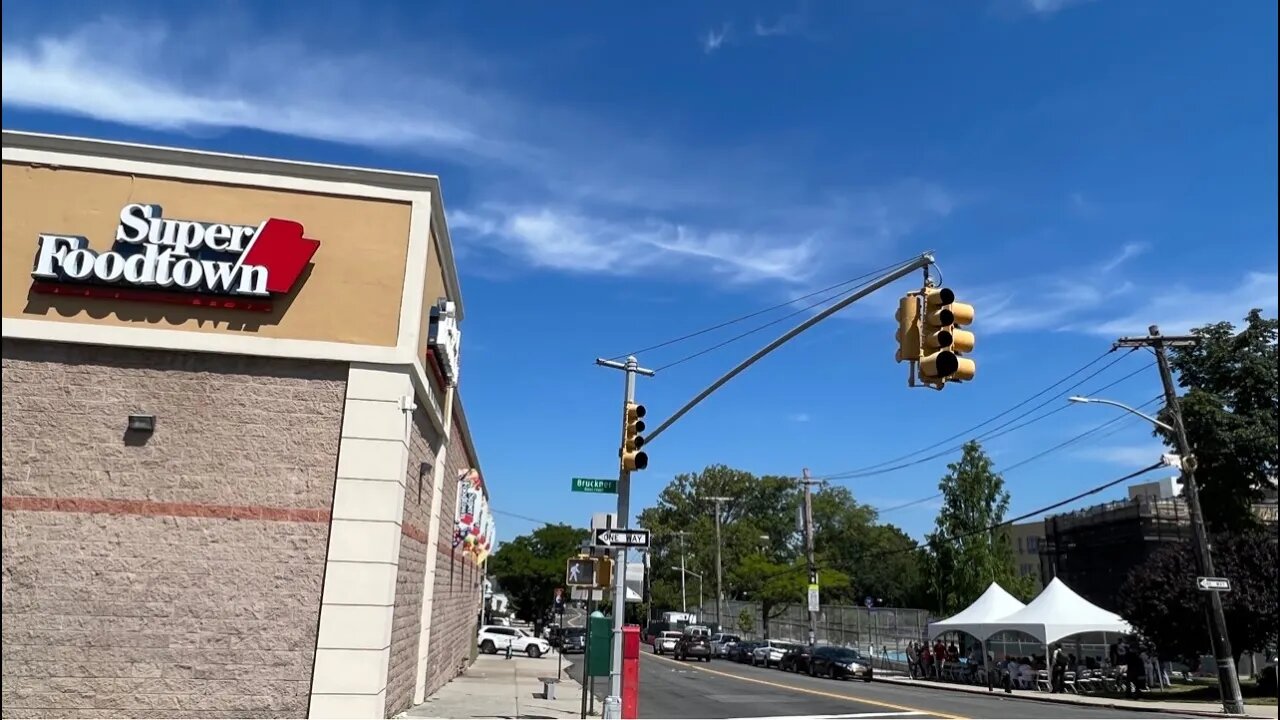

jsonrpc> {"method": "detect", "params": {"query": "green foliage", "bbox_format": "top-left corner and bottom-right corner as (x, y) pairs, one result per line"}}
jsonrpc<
(925, 441), (1030, 614)
(1163, 310), (1278, 532)
(1119, 529), (1278, 665)
(737, 607), (755, 635)
(487, 523), (590, 623)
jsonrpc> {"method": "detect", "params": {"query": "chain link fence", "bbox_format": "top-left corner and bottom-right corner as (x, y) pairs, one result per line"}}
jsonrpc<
(703, 600), (933, 670)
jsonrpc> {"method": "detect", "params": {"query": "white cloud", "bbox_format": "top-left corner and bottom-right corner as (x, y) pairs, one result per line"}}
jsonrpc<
(789, 412), (812, 423)
(1098, 242), (1149, 273)
(2, 15), (951, 291)
(1086, 271), (1278, 336)
(701, 24), (730, 54)
(1074, 444), (1167, 466)
(754, 12), (807, 38)
(1022, 0), (1097, 15)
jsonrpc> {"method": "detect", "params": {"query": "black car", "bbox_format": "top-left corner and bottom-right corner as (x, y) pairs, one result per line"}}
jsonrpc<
(809, 646), (873, 682)
(675, 629), (712, 662)
(779, 646), (815, 673)
(560, 627), (587, 654)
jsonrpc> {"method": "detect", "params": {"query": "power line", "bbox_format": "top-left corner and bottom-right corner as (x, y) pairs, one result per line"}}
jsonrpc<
(491, 508), (565, 527)
(654, 263), (916, 372)
(825, 352), (1149, 481)
(606, 256), (919, 362)
(873, 394), (1162, 516)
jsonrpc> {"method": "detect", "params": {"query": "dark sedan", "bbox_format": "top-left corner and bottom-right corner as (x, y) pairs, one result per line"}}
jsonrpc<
(809, 646), (873, 682)
(779, 646), (814, 674)
(560, 627), (587, 654)
(729, 641), (760, 663)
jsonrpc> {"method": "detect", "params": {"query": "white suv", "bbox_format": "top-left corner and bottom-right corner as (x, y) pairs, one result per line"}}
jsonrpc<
(478, 625), (551, 658)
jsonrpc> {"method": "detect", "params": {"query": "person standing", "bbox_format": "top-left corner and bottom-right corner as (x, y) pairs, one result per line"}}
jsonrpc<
(1051, 644), (1067, 693)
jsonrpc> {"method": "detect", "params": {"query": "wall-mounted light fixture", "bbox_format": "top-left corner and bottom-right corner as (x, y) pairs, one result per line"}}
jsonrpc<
(127, 414), (156, 433)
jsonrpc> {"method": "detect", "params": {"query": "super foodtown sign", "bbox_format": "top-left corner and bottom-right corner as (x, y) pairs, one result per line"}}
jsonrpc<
(30, 203), (320, 312)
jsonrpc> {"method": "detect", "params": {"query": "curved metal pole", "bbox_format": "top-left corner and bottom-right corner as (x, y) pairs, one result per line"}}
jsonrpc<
(1068, 396), (1174, 432)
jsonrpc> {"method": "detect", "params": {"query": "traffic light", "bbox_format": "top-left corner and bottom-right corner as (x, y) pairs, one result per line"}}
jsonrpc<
(918, 287), (976, 387)
(596, 556), (614, 588)
(621, 401), (648, 471)
(566, 557), (597, 587)
(894, 293), (921, 362)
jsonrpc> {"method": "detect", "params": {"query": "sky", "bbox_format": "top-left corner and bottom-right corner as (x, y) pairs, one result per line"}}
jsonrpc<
(3, 0), (1276, 545)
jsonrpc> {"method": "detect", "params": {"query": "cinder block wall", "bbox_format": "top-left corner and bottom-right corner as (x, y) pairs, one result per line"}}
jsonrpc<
(1, 340), (345, 719)
(421, 417), (483, 698)
(383, 408), (442, 717)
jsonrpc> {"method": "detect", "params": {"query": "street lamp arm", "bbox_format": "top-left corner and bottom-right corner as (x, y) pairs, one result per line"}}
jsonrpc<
(1068, 395), (1175, 432)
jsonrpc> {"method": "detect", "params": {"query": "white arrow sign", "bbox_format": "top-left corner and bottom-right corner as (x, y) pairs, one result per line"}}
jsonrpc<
(594, 528), (650, 548)
(1196, 576), (1231, 592)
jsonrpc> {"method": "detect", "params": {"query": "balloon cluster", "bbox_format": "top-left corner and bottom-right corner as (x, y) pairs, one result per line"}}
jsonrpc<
(453, 469), (494, 564)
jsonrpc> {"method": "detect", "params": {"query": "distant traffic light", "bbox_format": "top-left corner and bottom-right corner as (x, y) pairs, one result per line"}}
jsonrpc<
(621, 401), (648, 471)
(894, 293), (921, 363)
(918, 287), (976, 388)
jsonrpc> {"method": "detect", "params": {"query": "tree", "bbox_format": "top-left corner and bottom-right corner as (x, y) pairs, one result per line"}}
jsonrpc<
(730, 554), (849, 638)
(1161, 310), (1278, 532)
(487, 523), (590, 627)
(1119, 529), (1278, 667)
(736, 608), (755, 636)
(925, 441), (1032, 614)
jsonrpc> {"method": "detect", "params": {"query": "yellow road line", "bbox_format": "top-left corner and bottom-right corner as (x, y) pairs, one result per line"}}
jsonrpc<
(642, 651), (967, 720)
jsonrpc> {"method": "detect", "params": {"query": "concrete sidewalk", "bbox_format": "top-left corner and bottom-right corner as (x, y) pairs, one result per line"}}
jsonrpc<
(402, 651), (591, 719)
(880, 674), (1275, 718)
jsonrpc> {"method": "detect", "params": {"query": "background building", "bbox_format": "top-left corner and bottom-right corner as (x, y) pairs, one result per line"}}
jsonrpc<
(2, 131), (490, 719)
(1006, 520), (1046, 594)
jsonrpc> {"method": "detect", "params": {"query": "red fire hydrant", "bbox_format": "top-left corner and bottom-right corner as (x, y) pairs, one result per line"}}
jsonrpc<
(622, 625), (640, 719)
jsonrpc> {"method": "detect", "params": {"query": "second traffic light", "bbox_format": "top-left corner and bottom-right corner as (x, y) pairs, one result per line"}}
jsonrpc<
(621, 401), (648, 471)
(919, 287), (976, 387)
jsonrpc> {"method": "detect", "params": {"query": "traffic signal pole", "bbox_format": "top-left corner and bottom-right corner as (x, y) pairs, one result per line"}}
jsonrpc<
(800, 469), (819, 656)
(644, 253), (934, 445)
(1114, 326), (1244, 715)
(593, 355), (654, 719)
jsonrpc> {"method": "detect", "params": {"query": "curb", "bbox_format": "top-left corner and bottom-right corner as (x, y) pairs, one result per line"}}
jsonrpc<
(878, 676), (1269, 719)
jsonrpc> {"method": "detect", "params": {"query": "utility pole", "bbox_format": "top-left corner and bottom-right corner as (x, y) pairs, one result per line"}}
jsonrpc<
(1114, 325), (1244, 715)
(593, 355), (654, 720)
(800, 468), (820, 655)
(675, 531), (689, 613)
(706, 496), (732, 629)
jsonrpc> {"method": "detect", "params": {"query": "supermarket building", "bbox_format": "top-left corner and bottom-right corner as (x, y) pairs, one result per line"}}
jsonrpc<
(1, 131), (493, 718)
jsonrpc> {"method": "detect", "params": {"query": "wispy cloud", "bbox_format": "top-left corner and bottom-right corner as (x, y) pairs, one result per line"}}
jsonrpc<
(701, 24), (730, 54)
(754, 12), (808, 38)
(1086, 271), (1278, 336)
(1074, 444), (1167, 466)
(1098, 241), (1149, 273)
(788, 412), (812, 423)
(1021, 0), (1098, 16)
(1, 15), (950, 290)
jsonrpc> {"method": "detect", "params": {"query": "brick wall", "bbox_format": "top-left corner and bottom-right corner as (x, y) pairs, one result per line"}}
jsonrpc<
(1, 340), (345, 719)
(383, 407), (441, 717)
(421, 414), (483, 699)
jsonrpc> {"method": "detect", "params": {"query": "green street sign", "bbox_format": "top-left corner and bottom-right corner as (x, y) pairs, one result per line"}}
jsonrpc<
(572, 477), (618, 494)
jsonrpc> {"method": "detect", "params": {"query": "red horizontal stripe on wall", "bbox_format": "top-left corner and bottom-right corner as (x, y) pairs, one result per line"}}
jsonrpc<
(402, 523), (430, 544)
(2, 495), (330, 523)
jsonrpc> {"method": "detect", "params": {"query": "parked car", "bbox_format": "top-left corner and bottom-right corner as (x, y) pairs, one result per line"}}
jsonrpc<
(675, 628), (713, 662)
(809, 646), (874, 682)
(560, 627), (587, 654)
(477, 625), (551, 658)
(779, 645), (815, 673)
(728, 641), (759, 663)
(752, 640), (799, 668)
(654, 630), (682, 655)
(710, 633), (741, 658)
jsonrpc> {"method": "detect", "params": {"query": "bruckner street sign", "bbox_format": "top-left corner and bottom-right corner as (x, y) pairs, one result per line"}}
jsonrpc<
(572, 477), (618, 494)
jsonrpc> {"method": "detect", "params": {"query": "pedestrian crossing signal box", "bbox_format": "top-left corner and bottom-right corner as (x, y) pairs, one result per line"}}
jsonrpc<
(566, 557), (597, 587)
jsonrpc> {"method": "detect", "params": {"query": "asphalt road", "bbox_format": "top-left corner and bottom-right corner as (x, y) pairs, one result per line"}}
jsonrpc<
(571, 648), (1199, 719)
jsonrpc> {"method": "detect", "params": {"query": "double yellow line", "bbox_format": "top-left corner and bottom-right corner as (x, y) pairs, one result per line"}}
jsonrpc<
(642, 651), (966, 720)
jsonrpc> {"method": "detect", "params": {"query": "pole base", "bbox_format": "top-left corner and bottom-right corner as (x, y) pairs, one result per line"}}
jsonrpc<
(603, 696), (622, 719)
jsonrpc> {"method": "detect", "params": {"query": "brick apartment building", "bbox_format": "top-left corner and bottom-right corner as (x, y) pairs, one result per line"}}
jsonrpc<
(1, 131), (492, 718)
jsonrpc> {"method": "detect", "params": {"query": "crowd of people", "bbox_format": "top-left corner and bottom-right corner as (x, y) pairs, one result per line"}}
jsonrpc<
(905, 636), (1172, 699)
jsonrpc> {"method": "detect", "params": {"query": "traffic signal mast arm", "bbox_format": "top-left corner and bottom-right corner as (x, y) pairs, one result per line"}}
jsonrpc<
(642, 252), (936, 445)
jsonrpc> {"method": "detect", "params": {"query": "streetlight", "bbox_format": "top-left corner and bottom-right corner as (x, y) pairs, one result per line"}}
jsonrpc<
(673, 567), (704, 616)
(1067, 396), (1174, 432)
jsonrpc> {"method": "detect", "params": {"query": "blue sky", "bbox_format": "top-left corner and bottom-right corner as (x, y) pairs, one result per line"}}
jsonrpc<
(4, 0), (1276, 544)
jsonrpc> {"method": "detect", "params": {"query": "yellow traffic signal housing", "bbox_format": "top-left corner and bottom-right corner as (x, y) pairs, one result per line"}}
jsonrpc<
(595, 556), (614, 588)
(919, 287), (976, 387)
(894, 293), (921, 362)
(621, 401), (648, 471)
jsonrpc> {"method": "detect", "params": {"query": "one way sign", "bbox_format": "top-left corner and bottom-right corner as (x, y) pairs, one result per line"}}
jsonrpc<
(594, 528), (650, 548)
(1196, 576), (1232, 592)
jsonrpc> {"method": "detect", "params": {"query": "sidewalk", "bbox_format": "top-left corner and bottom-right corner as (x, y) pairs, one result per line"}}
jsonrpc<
(402, 650), (590, 719)
(879, 674), (1275, 718)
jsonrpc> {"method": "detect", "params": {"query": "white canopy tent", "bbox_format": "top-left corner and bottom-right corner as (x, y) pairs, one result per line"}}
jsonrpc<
(927, 582), (1026, 641)
(990, 577), (1130, 645)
